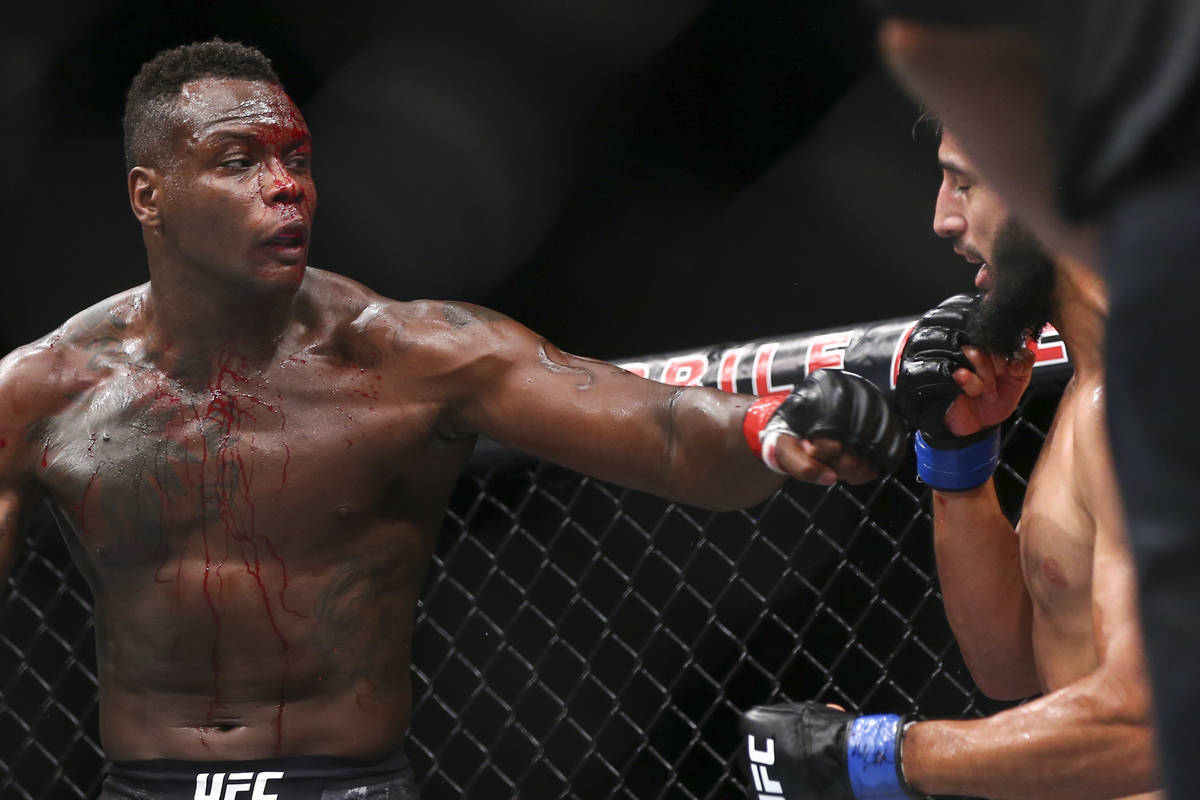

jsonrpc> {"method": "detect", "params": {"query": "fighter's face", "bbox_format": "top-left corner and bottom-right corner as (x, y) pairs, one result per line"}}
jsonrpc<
(932, 130), (1008, 287)
(150, 78), (317, 290)
(933, 130), (1056, 355)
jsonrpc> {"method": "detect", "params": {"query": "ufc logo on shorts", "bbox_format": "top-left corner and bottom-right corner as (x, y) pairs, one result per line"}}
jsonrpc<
(746, 735), (784, 800)
(194, 771), (284, 800)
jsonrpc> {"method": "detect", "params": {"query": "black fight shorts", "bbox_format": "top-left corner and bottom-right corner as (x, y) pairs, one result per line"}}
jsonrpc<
(98, 749), (418, 800)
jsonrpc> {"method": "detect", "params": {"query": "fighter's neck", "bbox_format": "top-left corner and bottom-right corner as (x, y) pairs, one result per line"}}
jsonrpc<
(141, 275), (307, 377)
(1049, 258), (1107, 379)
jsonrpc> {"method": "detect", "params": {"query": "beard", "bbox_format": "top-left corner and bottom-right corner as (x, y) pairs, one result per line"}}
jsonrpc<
(968, 217), (1058, 357)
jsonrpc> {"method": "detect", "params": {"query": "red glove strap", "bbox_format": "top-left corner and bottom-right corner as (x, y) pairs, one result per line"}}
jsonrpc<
(742, 392), (789, 457)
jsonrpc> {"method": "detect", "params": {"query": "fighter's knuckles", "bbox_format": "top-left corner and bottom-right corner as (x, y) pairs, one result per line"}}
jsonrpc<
(835, 455), (878, 485)
(896, 294), (990, 438)
(802, 435), (845, 464)
(791, 371), (905, 474)
(772, 437), (832, 482)
(748, 371), (905, 482)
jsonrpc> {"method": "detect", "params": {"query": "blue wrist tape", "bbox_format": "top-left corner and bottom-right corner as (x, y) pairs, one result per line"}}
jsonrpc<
(914, 429), (1001, 491)
(846, 714), (911, 800)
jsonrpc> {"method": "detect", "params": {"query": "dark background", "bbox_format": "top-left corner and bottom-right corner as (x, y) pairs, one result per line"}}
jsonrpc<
(1, 0), (967, 362)
(1, 6), (1015, 797)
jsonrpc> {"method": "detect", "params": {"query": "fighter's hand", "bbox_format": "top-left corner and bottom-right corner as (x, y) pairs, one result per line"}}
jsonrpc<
(737, 701), (918, 800)
(895, 293), (1021, 491)
(944, 344), (1034, 437)
(743, 369), (907, 486)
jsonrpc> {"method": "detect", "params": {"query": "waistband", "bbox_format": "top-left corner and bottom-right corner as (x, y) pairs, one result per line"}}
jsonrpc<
(103, 749), (414, 799)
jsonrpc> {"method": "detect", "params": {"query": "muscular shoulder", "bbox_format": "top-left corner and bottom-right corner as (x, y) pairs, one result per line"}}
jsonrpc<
(0, 287), (146, 469)
(305, 269), (528, 374)
(0, 341), (66, 437)
(3, 287), (142, 407)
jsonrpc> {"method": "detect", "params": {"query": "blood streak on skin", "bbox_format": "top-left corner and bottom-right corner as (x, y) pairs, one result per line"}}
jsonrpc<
(174, 93), (312, 748)
(72, 433), (103, 536)
(194, 352), (298, 752)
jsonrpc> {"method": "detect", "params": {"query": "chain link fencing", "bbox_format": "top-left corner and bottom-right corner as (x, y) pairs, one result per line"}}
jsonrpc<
(0, 317), (1068, 799)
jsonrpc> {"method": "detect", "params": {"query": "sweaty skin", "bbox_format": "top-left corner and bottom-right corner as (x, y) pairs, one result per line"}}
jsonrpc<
(0, 78), (876, 762)
(897, 134), (1159, 800)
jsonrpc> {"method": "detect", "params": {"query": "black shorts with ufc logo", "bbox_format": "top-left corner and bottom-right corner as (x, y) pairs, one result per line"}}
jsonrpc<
(98, 749), (418, 800)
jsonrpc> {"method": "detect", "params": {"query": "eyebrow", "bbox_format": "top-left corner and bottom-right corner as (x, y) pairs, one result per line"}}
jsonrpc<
(198, 128), (312, 148)
(938, 157), (971, 177)
(203, 130), (257, 143)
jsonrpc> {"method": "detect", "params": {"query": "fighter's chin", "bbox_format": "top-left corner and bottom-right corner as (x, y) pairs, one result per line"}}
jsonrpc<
(262, 239), (308, 264)
(253, 256), (308, 288)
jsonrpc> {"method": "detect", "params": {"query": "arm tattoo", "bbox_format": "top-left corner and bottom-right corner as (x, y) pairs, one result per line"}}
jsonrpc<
(537, 341), (595, 388)
(662, 385), (685, 463)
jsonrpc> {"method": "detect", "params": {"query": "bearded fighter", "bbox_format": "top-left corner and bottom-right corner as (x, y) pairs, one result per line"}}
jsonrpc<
(737, 128), (1160, 800)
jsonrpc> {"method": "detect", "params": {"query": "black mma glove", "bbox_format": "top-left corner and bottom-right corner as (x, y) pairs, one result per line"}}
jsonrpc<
(737, 701), (924, 800)
(743, 369), (907, 478)
(895, 294), (999, 491)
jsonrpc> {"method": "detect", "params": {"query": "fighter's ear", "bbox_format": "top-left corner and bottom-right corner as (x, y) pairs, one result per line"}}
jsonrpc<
(128, 166), (163, 228)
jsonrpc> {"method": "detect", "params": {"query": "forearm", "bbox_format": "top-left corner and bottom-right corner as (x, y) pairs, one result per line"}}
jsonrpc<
(655, 386), (786, 510)
(933, 480), (1037, 698)
(466, 331), (900, 508)
(903, 674), (1157, 798)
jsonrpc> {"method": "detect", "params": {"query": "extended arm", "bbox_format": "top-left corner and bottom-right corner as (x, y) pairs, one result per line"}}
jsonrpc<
(431, 305), (903, 510)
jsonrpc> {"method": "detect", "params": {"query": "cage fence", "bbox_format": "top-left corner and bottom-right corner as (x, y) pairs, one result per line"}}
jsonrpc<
(0, 316), (1068, 800)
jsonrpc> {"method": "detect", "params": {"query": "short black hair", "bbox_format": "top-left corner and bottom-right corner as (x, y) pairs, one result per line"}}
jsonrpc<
(122, 38), (282, 172)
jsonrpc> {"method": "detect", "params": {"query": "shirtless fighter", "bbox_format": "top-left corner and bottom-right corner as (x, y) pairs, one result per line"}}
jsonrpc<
(0, 39), (906, 799)
(737, 129), (1160, 799)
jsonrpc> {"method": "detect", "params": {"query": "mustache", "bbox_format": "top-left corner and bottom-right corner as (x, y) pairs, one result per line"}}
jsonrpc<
(957, 240), (986, 263)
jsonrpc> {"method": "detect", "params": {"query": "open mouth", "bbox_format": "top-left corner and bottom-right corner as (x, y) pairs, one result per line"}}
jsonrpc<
(975, 263), (988, 289)
(265, 224), (308, 249)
